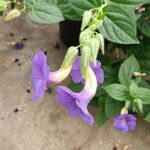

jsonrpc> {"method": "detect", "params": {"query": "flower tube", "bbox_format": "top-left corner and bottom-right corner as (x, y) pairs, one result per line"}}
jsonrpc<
(32, 51), (72, 101)
(56, 66), (97, 126)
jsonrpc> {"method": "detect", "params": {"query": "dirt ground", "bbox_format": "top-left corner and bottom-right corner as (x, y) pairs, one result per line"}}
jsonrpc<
(0, 15), (150, 150)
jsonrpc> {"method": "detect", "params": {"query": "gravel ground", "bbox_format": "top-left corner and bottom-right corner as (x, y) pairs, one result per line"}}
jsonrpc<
(0, 15), (150, 150)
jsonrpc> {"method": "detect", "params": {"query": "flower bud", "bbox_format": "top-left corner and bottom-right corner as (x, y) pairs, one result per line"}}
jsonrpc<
(79, 29), (93, 44)
(62, 46), (78, 68)
(81, 10), (92, 31)
(80, 46), (91, 76)
(4, 9), (21, 21)
(133, 71), (146, 77)
(120, 107), (128, 114)
(95, 33), (105, 55)
(87, 38), (99, 64)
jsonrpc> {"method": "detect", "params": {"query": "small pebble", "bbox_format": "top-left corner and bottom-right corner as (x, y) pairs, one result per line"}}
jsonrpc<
(14, 108), (19, 113)
(44, 50), (47, 55)
(46, 87), (52, 93)
(123, 145), (129, 150)
(14, 58), (19, 63)
(22, 37), (27, 41)
(113, 146), (117, 150)
(26, 88), (31, 93)
(9, 33), (14, 36)
(118, 140), (121, 143)
(113, 143), (119, 150)
(54, 43), (60, 49)
(7, 41), (16, 47)
(17, 63), (21, 66)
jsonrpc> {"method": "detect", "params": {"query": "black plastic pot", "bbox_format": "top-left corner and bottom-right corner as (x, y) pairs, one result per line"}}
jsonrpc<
(59, 20), (81, 47)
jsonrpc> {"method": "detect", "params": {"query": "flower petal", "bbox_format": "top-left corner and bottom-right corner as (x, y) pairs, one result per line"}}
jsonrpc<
(127, 114), (136, 122)
(75, 95), (94, 126)
(127, 121), (136, 130)
(56, 86), (78, 117)
(32, 80), (46, 101)
(114, 114), (136, 133)
(70, 69), (82, 83)
(70, 56), (104, 85)
(72, 56), (80, 70)
(32, 51), (49, 82)
(93, 68), (104, 84)
(79, 108), (94, 126)
(117, 122), (129, 133)
(90, 60), (101, 69)
(32, 51), (49, 101)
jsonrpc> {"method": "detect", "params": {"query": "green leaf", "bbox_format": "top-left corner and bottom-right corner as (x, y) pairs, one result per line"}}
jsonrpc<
(96, 86), (106, 97)
(129, 80), (139, 97)
(105, 96), (124, 118)
(96, 111), (108, 126)
(103, 65), (116, 79)
(143, 104), (150, 117)
(134, 98), (143, 113)
(104, 84), (130, 101)
(107, 0), (142, 21)
(27, 1), (64, 24)
(97, 55), (111, 65)
(135, 87), (150, 103)
(98, 96), (106, 108)
(57, 0), (81, 20)
(138, 5), (150, 38)
(130, 81), (150, 103)
(68, 82), (83, 92)
(25, 0), (36, 10)
(142, 0), (150, 4)
(89, 97), (99, 108)
(69, 0), (103, 16)
(144, 113), (150, 122)
(109, 0), (142, 5)
(124, 43), (150, 74)
(99, 5), (139, 44)
(139, 80), (150, 89)
(118, 55), (140, 87)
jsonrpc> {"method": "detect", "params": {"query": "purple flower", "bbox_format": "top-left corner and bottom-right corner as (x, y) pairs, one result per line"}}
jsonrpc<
(32, 51), (49, 101)
(14, 42), (24, 50)
(114, 114), (136, 133)
(32, 51), (72, 101)
(70, 56), (104, 84)
(56, 66), (97, 126)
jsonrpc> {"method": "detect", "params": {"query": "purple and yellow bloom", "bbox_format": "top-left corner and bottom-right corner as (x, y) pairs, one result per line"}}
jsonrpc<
(56, 66), (97, 126)
(70, 56), (104, 84)
(32, 51), (72, 101)
(114, 114), (136, 133)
